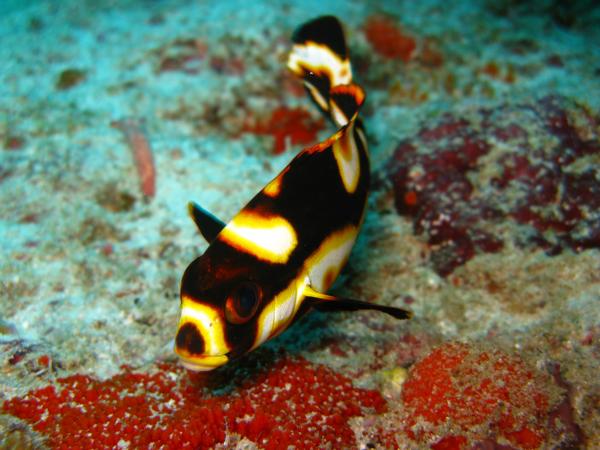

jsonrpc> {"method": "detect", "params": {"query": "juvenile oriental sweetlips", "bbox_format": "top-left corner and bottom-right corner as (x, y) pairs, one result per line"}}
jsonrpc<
(175, 16), (412, 371)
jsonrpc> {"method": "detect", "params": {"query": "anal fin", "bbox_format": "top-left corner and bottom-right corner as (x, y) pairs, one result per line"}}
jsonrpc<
(303, 286), (412, 320)
(188, 201), (226, 243)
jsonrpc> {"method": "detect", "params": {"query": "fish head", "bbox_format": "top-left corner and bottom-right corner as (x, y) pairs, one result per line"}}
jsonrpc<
(174, 244), (286, 371)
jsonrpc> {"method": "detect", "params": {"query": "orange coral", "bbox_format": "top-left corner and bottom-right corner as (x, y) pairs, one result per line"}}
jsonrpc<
(2, 356), (386, 449)
(244, 106), (324, 154)
(111, 119), (156, 198)
(364, 15), (416, 62)
(401, 343), (555, 449)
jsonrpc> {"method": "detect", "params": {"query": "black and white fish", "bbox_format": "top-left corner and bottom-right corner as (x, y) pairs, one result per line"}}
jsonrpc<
(174, 16), (411, 371)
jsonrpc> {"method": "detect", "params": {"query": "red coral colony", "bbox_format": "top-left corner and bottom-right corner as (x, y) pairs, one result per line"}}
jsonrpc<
(3, 342), (584, 448)
(2, 356), (386, 449)
(363, 14), (416, 62)
(400, 342), (554, 449)
(243, 106), (324, 155)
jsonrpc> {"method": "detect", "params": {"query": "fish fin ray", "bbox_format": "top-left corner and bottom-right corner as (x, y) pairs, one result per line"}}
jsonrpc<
(303, 286), (412, 320)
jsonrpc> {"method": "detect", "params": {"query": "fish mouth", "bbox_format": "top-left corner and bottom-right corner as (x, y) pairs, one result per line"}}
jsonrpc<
(176, 353), (229, 372)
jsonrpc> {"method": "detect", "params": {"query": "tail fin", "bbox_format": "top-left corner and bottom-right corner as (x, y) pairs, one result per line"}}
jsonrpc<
(288, 15), (363, 127)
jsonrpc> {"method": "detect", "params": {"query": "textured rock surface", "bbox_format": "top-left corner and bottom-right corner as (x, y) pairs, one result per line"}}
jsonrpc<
(388, 95), (599, 276)
(1, 0), (598, 448)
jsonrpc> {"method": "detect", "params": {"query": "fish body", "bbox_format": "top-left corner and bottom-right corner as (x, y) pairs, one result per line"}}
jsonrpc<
(175, 16), (411, 371)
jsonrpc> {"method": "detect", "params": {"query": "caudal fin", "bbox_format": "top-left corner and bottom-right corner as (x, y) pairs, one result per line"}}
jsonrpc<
(287, 15), (363, 127)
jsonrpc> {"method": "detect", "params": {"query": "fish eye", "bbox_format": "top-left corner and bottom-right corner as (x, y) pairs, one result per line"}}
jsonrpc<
(225, 282), (261, 324)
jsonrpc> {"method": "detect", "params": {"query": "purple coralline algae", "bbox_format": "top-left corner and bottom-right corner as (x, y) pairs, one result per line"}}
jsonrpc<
(388, 95), (599, 276)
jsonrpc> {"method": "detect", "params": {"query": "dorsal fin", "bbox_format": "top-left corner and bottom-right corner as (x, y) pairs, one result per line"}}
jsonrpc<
(187, 201), (225, 243)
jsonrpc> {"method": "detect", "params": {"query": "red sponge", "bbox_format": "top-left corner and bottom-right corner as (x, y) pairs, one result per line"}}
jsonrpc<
(401, 342), (554, 449)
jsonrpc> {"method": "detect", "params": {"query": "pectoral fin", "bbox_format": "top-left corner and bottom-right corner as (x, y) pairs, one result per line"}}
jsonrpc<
(188, 201), (226, 243)
(303, 286), (412, 320)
